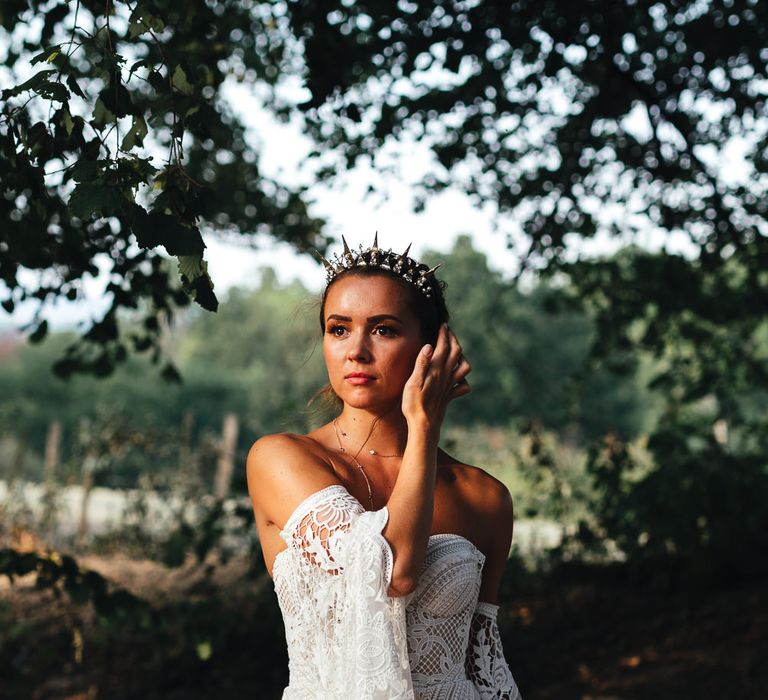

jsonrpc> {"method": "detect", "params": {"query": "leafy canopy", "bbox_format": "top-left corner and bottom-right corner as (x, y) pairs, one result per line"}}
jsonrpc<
(0, 0), (325, 378)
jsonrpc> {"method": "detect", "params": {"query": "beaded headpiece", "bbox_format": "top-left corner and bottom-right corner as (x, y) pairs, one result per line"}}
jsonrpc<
(316, 234), (441, 298)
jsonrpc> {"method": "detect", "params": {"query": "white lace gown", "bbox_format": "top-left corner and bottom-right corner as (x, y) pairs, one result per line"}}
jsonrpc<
(272, 484), (522, 699)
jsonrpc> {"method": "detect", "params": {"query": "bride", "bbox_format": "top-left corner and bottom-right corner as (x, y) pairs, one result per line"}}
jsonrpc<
(246, 236), (522, 699)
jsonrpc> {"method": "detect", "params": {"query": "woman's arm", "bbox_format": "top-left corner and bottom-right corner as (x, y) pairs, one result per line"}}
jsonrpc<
(382, 323), (471, 596)
(246, 433), (342, 548)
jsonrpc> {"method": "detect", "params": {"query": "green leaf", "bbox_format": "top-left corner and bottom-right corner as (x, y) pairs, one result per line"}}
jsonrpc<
(128, 59), (150, 76)
(91, 98), (115, 130)
(99, 82), (133, 118)
(66, 73), (85, 99)
(178, 255), (218, 311)
(69, 183), (125, 219)
(121, 114), (148, 150)
(178, 255), (207, 282)
(191, 273), (218, 312)
(148, 70), (165, 93)
(30, 45), (62, 66)
(1, 69), (56, 99)
(61, 105), (75, 135)
(164, 224), (205, 256)
(36, 80), (69, 103)
(171, 65), (193, 95)
(70, 160), (103, 183)
(128, 6), (164, 37)
(130, 207), (204, 254)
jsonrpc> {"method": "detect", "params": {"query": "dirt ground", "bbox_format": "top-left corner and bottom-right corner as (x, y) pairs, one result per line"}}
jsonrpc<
(1, 545), (765, 700)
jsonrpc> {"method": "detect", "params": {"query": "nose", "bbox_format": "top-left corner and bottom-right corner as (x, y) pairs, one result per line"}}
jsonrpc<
(347, 330), (372, 363)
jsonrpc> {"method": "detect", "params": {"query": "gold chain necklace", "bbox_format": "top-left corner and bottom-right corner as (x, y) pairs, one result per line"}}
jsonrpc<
(333, 418), (402, 458)
(332, 418), (375, 509)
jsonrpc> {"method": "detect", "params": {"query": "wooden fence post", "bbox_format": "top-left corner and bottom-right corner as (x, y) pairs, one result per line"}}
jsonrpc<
(44, 419), (62, 481)
(8, 434), (28, 487)
(213, 413), (239, 500)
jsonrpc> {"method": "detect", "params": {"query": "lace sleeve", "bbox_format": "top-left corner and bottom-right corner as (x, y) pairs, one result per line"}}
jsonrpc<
(278, 485), (414, 699)
(465, 601), (522, 699)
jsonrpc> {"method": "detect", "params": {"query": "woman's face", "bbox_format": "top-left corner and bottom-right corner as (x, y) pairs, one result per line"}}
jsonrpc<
(322, 273), (425, 412)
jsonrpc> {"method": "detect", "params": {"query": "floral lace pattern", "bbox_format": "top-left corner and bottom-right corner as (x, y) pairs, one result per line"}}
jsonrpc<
(272, 485), (521, 699)
(465, 603), (521, 699)
(274, 485), (412, 699)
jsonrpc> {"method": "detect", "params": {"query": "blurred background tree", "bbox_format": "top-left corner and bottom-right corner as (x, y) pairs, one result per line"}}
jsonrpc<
(2, 0), (767, 581)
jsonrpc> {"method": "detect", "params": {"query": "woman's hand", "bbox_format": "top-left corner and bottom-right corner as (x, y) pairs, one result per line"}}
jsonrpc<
(401, 323), (471, 434)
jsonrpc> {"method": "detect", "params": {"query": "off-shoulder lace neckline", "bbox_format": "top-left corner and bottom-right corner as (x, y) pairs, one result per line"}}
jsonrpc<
(275, 483), (484, 564)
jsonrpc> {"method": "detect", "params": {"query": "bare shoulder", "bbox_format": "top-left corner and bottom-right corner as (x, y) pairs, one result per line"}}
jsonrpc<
(440, 458), (514, 603)
(437, 456), (514, 554)
(246, 432), (340, 529)
(247, 432), (324, 470)
(448, 460), (514, 524)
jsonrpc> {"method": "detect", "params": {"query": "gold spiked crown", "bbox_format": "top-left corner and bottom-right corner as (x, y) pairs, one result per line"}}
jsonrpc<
(316, 234), (441, 298)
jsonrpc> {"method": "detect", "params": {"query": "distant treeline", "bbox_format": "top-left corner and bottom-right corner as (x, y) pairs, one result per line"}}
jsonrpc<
(0, 237), (660, 492)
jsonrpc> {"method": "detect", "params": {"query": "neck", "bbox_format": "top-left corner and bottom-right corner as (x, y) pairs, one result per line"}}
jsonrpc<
(335, 404), (408, 457)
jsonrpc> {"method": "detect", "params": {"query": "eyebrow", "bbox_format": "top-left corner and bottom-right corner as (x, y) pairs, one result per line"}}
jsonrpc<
(326, 314), (404, 324)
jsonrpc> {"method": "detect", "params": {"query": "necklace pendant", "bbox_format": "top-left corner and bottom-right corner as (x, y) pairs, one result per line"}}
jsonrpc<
(369, 449), (376, 455)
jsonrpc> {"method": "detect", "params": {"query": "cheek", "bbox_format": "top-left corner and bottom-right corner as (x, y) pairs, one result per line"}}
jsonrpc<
(322, 339), (340, 371)
(383, 343), (420, 382)
(323, 339), (352, 387)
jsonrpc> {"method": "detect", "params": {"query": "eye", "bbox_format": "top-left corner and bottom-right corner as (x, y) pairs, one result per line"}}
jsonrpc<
(373, 325), (397, 337)
(327, 324), (348, 337)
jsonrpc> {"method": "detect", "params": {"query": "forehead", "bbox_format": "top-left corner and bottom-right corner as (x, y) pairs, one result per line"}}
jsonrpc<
(324, 274), (417, 320)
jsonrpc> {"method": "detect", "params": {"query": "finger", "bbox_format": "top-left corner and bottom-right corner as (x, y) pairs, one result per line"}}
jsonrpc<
(432, 326), (461, 376)
(406, 343), (434, 388)
(429, 323), (451, 366)
(449, 378), (471, 400)
(451, 355), (472, 383)
(445, 334), (463, 371)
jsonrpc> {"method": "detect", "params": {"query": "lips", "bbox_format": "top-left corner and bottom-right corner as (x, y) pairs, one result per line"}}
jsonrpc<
(345, 372), (375, 385)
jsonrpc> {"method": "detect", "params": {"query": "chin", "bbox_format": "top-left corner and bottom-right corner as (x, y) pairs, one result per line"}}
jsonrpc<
(338, 390), (399, 412)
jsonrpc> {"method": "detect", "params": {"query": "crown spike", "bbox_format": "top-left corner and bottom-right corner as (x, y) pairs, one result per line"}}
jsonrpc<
(426, 264), (441, 275)
(342, 235), (352, 257)
(313, 249), (336, 274)
(401, 243), (412, 259)
(372, 232), (379, 250)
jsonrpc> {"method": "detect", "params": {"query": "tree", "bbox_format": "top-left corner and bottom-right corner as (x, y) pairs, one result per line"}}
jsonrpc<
(425, 235), (658, 438)
(282, 0), (768, 575)
(4, 1), (766, 382)
(1, 1), (326, 378)
(3, 1), (767, 573)
(177, 267), (328, 438)
(280, 0), (768, 408)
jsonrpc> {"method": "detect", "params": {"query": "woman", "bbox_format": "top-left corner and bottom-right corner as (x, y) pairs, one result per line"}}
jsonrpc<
(246, 236), (522, 699)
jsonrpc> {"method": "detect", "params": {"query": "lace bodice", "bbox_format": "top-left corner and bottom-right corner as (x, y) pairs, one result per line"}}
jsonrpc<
(272, 484), (521, 699)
